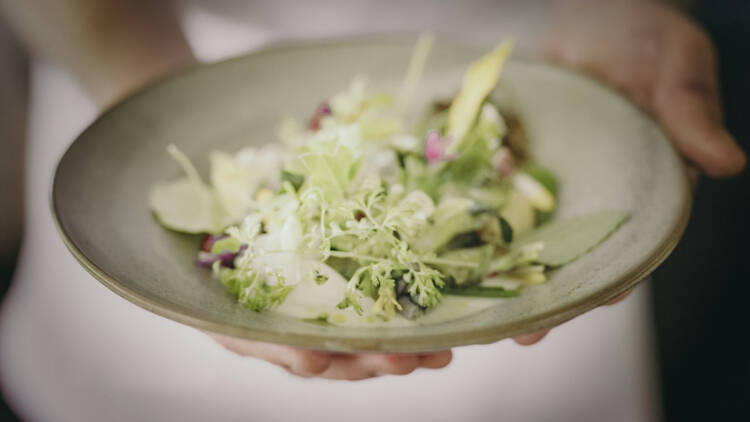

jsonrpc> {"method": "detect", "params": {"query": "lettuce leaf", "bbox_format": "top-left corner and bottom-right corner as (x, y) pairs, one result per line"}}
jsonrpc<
(435, 244), (494, 285)
(412, 197), (483, 253)
(289, 124), (363, 202)
(512, 210), (630, 266)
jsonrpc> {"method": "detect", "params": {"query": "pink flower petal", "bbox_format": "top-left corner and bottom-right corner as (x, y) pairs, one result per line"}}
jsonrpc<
(424, 131), (444, 163)
(424, 131), (457, 164)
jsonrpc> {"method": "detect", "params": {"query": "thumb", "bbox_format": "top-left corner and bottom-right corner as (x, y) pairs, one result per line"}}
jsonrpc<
(654, 29), (746, 178)
(655, 81), (746, 178)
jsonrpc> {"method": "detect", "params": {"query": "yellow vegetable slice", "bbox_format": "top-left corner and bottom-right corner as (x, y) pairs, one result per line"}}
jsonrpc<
(446, 41), (513, 154)
(500, 190), (536, 234)
(512, 172), (556, 212)
(149, 178), (227, 234)
(149, 144), (229, 234)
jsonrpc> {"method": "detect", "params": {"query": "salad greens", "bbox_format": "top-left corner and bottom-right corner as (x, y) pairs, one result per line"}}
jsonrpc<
(149, 38), (629, 321)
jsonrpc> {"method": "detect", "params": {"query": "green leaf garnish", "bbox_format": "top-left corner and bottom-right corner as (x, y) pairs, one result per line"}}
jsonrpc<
(444, 286), (520, 298)
(512, 211), (630, 266)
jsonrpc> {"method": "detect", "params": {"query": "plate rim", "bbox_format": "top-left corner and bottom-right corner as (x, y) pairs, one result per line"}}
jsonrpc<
(50, 35), (693, 353)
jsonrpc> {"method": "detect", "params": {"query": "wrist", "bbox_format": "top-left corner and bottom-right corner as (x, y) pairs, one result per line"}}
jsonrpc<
(80, 40), (196, 109)
(73, 3), (196, 109)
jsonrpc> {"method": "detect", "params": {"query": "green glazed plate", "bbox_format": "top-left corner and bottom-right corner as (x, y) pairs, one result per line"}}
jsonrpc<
(52, 37), (691, 353)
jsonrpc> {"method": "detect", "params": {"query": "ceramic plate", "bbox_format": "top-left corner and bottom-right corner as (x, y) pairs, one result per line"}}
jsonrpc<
(52, 37), (690, 353)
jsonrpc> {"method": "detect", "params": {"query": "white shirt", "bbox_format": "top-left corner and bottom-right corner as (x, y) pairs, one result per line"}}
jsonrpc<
(0, 3), (661, 421)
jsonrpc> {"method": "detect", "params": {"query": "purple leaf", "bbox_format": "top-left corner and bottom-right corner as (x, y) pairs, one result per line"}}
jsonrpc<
(196, 245), (247, 268)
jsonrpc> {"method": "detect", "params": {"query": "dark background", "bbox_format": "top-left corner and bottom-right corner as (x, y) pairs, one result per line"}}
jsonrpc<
(0, 1), (748, 420)
(651, 1), (750, 420)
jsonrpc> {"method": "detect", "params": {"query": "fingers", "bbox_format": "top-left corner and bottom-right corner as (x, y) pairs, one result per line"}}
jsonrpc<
(207, 333), (332, 375)
(301, 354), (373, 380)
(362, 354), (421, 375)
(657, 98), (745, 177)
(655, 25), (746, 177)
(313, 352), (453, 381)
(513, 329), (550, 346)
(208, 332), (452, 381)
(418, 350), (453, 369)
(512, 289), (633, 346)
(540, 3), (746, 178)
(318, 354), (418, 380)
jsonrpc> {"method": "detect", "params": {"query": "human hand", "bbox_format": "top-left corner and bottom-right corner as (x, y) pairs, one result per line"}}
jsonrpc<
(515, 1), (746, 346)
(208, 333), (452, 381)
(540, 0), (746, 178)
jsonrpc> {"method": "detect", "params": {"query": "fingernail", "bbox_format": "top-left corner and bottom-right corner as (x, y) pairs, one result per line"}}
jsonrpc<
(513, 330), (550, 346)
(418, 351), (453, 369)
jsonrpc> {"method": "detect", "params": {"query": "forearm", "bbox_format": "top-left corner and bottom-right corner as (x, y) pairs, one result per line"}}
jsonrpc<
(0, 0), (194, 107)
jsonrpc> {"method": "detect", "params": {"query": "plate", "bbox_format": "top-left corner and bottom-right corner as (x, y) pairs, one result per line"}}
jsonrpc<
(52, 37), (690, 353)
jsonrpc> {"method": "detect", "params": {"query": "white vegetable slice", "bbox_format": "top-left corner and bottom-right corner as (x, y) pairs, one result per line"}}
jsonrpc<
(481, 276), (523, 291)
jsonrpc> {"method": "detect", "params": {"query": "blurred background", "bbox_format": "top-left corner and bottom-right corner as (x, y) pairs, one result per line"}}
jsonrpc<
(0, 1), (748, 421)
(651, 1), (750, 419)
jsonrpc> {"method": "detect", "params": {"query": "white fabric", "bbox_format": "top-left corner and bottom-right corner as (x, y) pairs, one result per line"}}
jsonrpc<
(0, 5), (661, 421)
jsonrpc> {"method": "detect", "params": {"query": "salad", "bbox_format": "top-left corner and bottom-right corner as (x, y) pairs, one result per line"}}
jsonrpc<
(150, 36), (629, 323)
